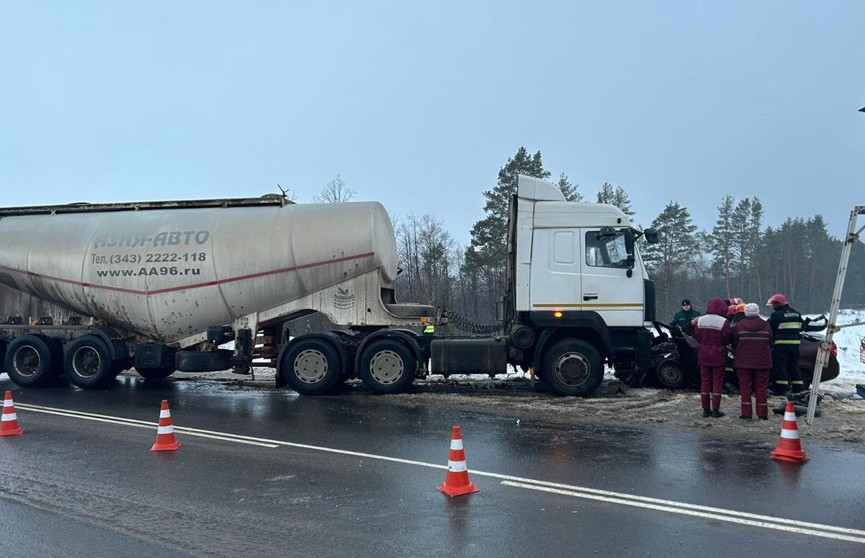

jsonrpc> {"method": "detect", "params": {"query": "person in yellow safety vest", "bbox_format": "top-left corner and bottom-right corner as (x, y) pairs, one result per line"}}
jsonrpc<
(766, 293), (804, 395)
(423, 324), (435, 335)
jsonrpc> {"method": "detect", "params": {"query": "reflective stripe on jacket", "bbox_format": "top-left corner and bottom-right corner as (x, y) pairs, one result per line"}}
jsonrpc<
(693, 298), (732, 367)
(767, 304), (803, 346)
(731, 316), (772, 369)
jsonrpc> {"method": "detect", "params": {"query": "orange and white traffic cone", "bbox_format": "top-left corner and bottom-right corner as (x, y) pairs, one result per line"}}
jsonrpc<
(437, 426), (479, 497)
(150, 399), (180, 452)
(771, 400), (808, 463)
(0, 390), (23, 437)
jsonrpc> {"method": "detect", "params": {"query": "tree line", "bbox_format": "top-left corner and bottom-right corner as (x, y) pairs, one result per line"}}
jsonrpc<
(307, 148), (865, 325)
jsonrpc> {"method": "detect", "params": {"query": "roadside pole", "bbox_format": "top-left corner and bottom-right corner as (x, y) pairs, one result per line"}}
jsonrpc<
(806, 206), (865, 425)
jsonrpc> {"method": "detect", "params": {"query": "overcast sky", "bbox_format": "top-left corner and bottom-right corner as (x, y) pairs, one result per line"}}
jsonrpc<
(2, 1), (863, 245)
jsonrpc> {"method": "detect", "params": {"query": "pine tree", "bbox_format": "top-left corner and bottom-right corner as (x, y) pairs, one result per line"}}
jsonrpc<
(466, 147), (549, 268)
(642, 201), (701, 312)
(709, 195), (736, 297)
(463, 147), (549, 319)
(731, 197), (752, 297)
(799, 215), (837, 311)
(747, 198), (764, 302)
(596, 182), (634, 218)
(556, 173), (583, 201)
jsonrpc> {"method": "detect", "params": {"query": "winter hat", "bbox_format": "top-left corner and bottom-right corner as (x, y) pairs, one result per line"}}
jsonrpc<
(682, 299), (691, 306)
(744, 303), (760, 317)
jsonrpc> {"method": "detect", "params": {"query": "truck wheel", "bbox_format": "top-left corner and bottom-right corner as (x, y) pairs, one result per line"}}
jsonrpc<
(542, 339), (604, 397)
(175, 350), (232, 372)
(358, 339), (417, 394)
(281, 339), (341, 395)
(136, 367), (176, 380)
(4, 335), (57, 387)
(64, 336), (114, 388)
(654, 358), (688, 389)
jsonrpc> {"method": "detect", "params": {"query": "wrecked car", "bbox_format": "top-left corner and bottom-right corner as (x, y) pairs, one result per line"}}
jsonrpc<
(616, 317), (840, 390)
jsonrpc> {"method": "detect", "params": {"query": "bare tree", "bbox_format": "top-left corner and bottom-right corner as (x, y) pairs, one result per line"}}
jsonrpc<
(314, 175), (356, 203)
(394, 213), (456, 306)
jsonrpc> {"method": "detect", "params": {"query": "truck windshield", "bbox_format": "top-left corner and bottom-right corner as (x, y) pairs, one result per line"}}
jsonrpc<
(586, 230), (630, 268)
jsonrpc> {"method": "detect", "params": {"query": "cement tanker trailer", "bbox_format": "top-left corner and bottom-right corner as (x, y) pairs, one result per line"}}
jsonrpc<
(0, 175), (659, 397)
(0, 195), (434, 390)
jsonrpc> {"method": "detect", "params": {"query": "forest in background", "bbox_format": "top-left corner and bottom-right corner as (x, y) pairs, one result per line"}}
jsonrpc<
(309, 147), (865, 325)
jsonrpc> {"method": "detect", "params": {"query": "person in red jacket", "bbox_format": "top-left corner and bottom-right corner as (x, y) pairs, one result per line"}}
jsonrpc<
(731, 303), (773, 420)
(692, 298), (732, 417)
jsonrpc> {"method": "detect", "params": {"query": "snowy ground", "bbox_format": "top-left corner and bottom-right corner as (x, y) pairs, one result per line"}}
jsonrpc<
(815, 308), (865, 394)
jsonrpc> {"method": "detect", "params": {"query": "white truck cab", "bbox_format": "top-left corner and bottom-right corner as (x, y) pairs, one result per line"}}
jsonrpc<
(515, 176), (651, 328)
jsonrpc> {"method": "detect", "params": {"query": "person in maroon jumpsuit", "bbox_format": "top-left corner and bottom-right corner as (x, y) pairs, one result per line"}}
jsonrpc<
(731, 303), (773, 420)
(692, 298), (732, 417)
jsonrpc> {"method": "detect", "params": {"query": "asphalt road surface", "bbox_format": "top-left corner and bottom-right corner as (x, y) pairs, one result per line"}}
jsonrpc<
(1, 374), (864, 557)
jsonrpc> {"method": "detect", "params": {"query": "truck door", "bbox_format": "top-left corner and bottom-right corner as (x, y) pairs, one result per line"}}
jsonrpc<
(529, 229), (582, 310)
(580, 228), (644, 327)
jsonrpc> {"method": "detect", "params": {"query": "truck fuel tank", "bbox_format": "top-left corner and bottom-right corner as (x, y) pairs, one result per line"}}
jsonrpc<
(430, 338), (508, 376)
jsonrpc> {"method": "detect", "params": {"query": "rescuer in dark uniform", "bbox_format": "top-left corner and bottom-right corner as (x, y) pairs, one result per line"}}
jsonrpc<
(766, 293), (804, 395)
(670, 299), (700, 336)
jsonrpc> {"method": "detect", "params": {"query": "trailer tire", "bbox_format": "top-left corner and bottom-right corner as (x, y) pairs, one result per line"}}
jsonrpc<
(175, 350), (232, 372)
(4, 335), (57, 387)
(64, 336), (114, 388)
(281, 338), (341, 395)
(653, 358), (688, 389)
(542, 338), (604, 397)
(358, 339), (417, 394)
(136, 367), (176, 380)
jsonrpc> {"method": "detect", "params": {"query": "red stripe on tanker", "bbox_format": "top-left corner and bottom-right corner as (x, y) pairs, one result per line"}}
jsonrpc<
(0, 202), (396, 342)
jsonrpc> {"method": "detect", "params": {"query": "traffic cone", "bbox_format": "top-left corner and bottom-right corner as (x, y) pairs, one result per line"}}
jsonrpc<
(150, 399), (180, 452)
(437, 426), (479, 497)
(771, 401), (808, 463)
(0, 390), (23, 437)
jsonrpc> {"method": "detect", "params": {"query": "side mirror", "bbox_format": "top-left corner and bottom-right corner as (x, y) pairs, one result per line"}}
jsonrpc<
(643, 228), (660, 244)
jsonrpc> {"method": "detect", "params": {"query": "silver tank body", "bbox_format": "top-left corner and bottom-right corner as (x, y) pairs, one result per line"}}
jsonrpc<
(0, 201), (398, 342)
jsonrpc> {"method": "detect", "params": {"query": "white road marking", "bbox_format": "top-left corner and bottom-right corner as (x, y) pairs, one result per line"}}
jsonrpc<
(502, 481), (865, 545)
(14, 402), (865, 544)
(15, 403), (278, 448)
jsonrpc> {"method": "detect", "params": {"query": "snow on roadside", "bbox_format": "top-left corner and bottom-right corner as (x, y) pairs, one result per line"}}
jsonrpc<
(820, 308), (865, 395)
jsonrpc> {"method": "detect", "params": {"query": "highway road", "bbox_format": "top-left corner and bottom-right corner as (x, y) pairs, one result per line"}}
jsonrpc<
(1, 374), (864, 557)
